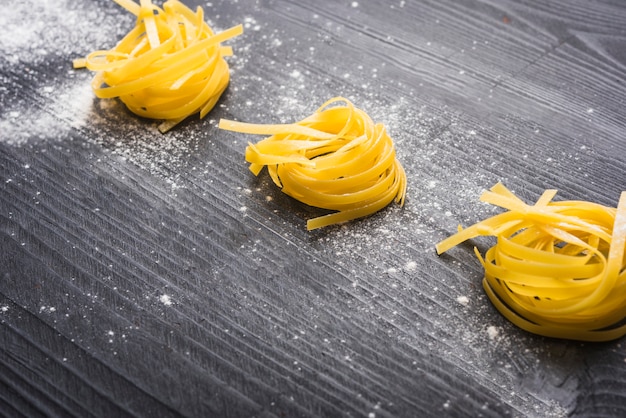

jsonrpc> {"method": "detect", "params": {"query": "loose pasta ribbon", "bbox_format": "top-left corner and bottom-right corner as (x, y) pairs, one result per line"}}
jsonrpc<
(437, 183), (626, 342)
(219, 97), (407, 230)
(73, 0), (243, 132)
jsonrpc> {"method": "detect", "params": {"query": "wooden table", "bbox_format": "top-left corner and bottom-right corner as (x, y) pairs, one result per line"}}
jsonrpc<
(1, 0), (625, 416)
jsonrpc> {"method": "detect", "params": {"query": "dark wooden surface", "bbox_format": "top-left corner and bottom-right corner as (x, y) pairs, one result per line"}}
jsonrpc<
(1, 0), (626, 416)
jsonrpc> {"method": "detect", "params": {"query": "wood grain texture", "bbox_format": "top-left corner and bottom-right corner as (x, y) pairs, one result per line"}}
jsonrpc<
(1, 0), (625, 416)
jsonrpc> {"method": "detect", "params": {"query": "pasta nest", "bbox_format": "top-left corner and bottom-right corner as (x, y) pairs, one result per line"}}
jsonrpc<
(437, 183), (626, 342)
(219, 97), (407, 230)
(74, 0), (242, 132)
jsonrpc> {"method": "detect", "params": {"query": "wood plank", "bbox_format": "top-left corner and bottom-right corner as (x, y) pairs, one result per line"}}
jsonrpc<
(1, 0), (625, 416)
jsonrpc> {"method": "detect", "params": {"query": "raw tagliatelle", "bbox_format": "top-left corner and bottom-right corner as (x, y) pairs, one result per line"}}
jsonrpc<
(218, 97), (407, 230)
(436, 183), (626, 342)
(73, 0), (243, 133)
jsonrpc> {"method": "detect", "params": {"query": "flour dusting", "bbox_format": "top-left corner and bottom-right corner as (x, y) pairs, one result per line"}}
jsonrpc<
(159, 294), (173, 306)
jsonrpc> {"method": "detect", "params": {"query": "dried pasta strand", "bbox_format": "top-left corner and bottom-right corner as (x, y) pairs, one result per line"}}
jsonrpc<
(437, 183), (626, 342)
(218, 97), (407, 230)
(73, 0), (242, 132)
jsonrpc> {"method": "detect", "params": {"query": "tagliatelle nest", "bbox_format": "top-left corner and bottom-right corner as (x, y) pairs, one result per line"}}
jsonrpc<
(73, 0), (242, 132)
(219, 97), (407, 230)
(437, 183), (626, 342)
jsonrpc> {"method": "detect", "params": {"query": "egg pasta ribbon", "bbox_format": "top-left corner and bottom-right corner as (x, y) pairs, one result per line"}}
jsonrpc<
(73, 0), (243, 132)
(437, 183), (626, 342)
(219, 97), (407, 230)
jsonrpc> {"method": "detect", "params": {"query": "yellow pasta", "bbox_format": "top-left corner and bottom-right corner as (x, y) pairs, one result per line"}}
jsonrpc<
(436, 183), (626, 342)
(73, 0), (243, 132)
(219, 97), (407, 230)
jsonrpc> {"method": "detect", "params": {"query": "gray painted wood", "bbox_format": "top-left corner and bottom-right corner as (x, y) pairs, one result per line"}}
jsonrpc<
(1, 0), (625, 416)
